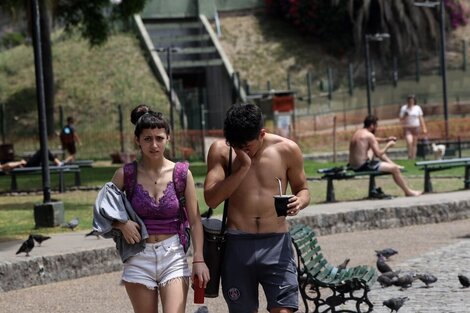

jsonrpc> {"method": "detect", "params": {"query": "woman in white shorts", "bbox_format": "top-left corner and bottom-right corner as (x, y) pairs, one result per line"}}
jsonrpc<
(109, 105), (209, 312)
(399, 94), (428, 159)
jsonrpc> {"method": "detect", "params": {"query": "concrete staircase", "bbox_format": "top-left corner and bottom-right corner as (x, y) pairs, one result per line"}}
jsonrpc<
(134, 15), (245, 130)
(144, 18), (223, 69)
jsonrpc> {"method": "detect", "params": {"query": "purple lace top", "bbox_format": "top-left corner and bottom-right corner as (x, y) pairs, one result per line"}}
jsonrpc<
(123, 161), (189, 235)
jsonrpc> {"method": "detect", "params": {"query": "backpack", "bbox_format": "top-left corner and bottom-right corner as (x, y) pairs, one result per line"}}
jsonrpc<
(60, 125), (74, 145)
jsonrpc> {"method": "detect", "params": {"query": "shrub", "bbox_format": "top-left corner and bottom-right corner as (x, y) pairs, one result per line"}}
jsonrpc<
(1, 32), (26, 49)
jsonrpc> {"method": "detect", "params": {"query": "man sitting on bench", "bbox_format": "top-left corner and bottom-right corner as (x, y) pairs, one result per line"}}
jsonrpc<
(349, 115), (421, 197)
(1, 149), (62, 171)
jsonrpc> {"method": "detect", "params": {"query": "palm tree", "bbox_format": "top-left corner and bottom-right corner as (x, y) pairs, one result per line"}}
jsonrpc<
(334, 0), (443, 57)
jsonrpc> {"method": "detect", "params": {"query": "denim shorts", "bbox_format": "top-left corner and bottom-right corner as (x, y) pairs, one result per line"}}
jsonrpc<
(121, 234), (190, 289)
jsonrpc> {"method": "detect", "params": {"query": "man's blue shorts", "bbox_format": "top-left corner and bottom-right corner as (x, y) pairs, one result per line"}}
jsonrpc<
(222, 231), (298, 313)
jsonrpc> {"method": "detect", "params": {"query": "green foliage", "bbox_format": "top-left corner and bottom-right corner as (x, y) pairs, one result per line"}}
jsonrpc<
(265, 0), (353, 55)
(56, 0), (148, 46)
(1, 32), (26, 49)
(266, 0), (469, 57)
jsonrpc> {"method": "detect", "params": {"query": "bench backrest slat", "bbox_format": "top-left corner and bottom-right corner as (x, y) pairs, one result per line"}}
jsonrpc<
(416, 157), (470, 167)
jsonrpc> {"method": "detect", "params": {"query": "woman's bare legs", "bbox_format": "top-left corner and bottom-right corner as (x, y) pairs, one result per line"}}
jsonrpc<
(124, 282), (159, 313)
(404, 131), (414, 159)
(159, 277), (188, 313)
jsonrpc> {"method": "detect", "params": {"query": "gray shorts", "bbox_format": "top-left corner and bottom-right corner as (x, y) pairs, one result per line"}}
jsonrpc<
(353, 159), (381, 172)
(222, 231), (298, 313)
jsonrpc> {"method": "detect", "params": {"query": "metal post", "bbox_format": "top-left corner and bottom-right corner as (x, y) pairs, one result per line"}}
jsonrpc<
(59, 105), (65, 159)
(439, 0), (449, 139)
(348, 63), (354, 96)
(167, 48), (176, 159)
(31, 0), (51, 203)
(327, 67), (333, 100)
(267, 80), (271, 91)
(118, 104), (124, 153)
(306, 72), (312, 106)
(200, 89), (207, 161)
(415, 49), (421, 82)
(370, 61), (376, 92)
(364, 36), (372, 115)
(0, 103), (5, 144)
(462, 40), (467, 71)
(59, 105), (64, 130)
(332, 115), (337, 163)
(392, 56), (398, 87)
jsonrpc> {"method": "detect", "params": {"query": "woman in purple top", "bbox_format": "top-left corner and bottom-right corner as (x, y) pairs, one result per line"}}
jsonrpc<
(111, 105), (209, 313)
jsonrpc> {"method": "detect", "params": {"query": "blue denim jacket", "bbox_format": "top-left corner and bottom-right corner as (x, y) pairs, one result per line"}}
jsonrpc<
(93, 182), (149, 262)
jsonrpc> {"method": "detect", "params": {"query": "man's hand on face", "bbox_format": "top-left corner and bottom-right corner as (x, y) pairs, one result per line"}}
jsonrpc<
(233, 147), (252, 169)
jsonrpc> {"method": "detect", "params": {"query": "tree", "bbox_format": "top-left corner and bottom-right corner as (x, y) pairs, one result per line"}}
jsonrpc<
(0, 0), (148, 135)
(266, 0), (468, 58)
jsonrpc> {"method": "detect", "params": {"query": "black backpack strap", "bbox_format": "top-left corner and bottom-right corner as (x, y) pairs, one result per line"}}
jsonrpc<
(220, 147), (232, 235)
(173, 162), (189, 223)
(123, 160), (138, 201)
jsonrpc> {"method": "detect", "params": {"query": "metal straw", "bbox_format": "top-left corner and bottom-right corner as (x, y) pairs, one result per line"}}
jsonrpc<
(275, 177), (283, 196)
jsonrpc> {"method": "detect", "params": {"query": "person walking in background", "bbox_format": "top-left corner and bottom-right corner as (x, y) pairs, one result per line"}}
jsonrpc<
(96, 105), (209, 313)
(399, 95), (427, 159)
(349, 115), (421, 197)
(60, 116), (81, 163)
(204, 103), (310, 313)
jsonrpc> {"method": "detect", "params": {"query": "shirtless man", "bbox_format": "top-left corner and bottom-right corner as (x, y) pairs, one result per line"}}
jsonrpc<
(349, 115), (421, 197)
(204, 104), (310, 313)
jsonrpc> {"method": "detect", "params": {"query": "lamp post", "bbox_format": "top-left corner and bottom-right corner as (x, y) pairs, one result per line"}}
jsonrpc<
(364, 33), (390, 115)
(155, 46), (181, 159)
(414, 0), (449, 138)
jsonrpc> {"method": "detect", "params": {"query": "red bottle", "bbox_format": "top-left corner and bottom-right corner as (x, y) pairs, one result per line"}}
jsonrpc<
(193, 276), (205, 304)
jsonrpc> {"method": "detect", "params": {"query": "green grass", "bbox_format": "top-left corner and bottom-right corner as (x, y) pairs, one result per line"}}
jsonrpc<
(0, 159), (468, 241)
(0, 31), (168, 160)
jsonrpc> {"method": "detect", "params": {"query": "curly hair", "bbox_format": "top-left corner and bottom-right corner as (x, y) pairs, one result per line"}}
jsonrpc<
(223, 103), (264, 148)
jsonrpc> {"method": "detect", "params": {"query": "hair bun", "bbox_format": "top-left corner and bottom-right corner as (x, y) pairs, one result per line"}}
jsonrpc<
(130, 104), (150, 125)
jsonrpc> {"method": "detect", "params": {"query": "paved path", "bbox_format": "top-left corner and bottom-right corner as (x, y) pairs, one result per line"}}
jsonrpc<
(2, 219), (470, 312)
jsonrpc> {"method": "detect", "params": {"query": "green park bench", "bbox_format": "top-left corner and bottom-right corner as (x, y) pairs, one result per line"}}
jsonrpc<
(6, 165), (81, 192)
(415, 157), (470, 193)
(65, 159), (94, 167)
(316, 166), (399, 202)
(289, 224), (377, 313)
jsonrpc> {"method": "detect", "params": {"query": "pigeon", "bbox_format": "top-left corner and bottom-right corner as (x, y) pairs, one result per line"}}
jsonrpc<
(337, 258), (350, 271)
(392, 273), (416, 289)
(458, 274), (470, 288)
(376, 254), (393, 274)
(63, 217), (79, 230)
(85, 230), (101, 239)
(31, 234), (51, 246)
(416, 273), (438, 288)
(377, 274), (394, 288)
(193, 306), (209, 313)
(380, 271), (400, 279)
(16, 235), (35, 257)
(383, 297), (409, 312)
(375, 248), (398, 259)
